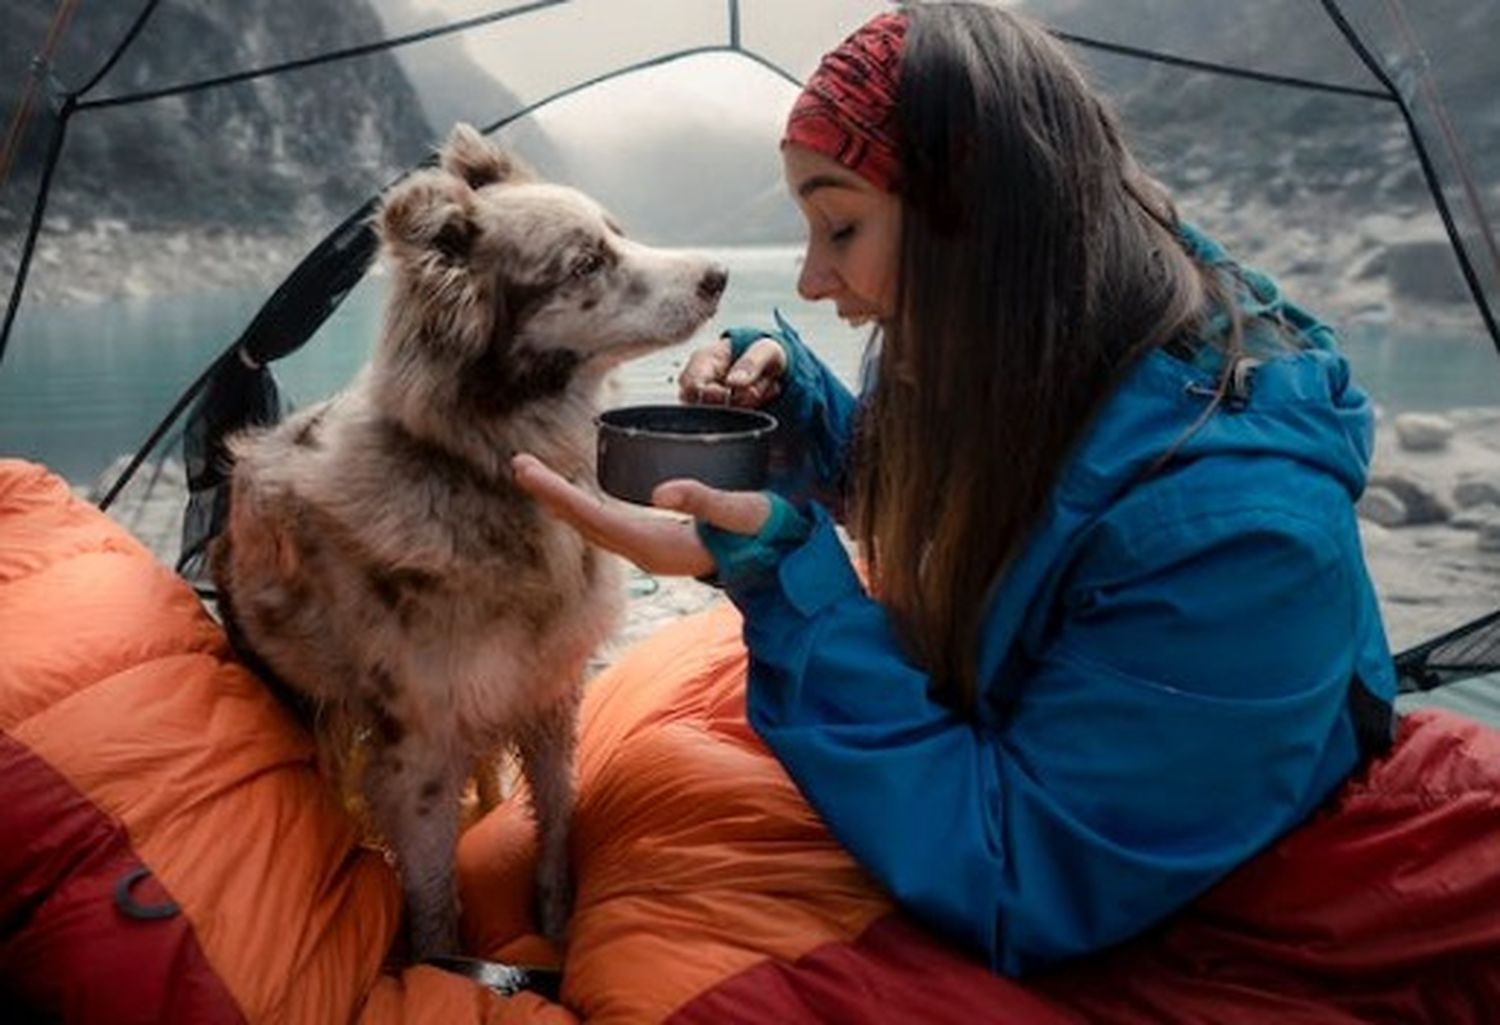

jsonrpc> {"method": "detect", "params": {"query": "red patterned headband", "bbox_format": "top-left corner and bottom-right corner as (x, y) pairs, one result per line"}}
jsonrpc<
(782, 11), (908, 192)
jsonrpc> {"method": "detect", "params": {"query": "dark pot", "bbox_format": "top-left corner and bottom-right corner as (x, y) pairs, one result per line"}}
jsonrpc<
(596, 404), (778, 505)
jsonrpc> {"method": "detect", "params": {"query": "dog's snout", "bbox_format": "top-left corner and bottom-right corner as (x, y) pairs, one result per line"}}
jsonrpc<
(698, 266), (729, 302)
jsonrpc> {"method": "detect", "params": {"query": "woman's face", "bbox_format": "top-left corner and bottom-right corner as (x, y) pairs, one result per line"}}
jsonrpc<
(782, 144), (901, 328)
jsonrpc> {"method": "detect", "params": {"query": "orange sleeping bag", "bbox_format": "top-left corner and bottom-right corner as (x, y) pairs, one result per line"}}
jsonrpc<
(6, 457), (1500, 1023)
(0, 460), (537, 1023)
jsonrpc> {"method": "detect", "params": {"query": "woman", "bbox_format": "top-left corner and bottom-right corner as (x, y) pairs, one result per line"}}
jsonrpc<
(512, 3), (1396, 975)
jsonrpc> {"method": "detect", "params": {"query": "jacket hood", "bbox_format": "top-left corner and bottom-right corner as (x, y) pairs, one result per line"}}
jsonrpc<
(1058, 341), (1375, 518)
(973, 242), (1376, 712)
(1057, 227), (1375, 517)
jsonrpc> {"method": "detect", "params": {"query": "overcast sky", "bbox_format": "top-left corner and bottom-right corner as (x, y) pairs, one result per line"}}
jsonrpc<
(399, 0), (889, 145)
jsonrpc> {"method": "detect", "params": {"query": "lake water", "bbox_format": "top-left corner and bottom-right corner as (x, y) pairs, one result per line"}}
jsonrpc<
(2, 243), (1498, 485)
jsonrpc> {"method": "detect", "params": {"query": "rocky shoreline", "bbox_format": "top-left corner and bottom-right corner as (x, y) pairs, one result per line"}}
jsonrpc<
(3, 199), (1488, 333)
(7, 222), (316, 307)
(1358, 407), (1500, 649)
(87, 405), (1500, 662)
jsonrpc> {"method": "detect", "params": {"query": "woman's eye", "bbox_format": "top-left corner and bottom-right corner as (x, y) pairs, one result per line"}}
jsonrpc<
(829, 224), (856, 245)
(572, 252), (605, 278)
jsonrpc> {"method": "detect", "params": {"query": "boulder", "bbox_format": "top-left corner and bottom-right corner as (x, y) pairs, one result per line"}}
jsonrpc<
(1478, 519), (1500, 554)
(1393, 412), (1455, 453)
(1357, 486), (1408, 528)
(1453, 479), (1500, 509)
(1366, 473), (1453, 525)
(1451, 504), (1500, 531)
(1386, 238), (1469, 307)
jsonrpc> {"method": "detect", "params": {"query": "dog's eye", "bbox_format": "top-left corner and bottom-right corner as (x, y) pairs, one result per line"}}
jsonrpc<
(570, 251), (606, 279)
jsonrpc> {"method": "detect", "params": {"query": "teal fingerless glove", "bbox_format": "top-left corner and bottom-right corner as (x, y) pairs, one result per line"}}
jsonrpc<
(719, 310), (855, 504)
(721, 308), (812, 400)
(695, 491), (812, 589)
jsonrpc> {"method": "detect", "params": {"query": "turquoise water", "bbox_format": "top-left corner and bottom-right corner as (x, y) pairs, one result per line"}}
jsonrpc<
(2, 244), (1497, 484)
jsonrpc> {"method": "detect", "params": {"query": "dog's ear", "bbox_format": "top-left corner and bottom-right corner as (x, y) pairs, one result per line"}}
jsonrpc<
(441, 122), (530, 189)
(377, 169), (478, 262)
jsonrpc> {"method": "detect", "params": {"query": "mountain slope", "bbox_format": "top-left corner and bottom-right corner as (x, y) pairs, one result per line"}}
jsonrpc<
(2, 0), (439, 235)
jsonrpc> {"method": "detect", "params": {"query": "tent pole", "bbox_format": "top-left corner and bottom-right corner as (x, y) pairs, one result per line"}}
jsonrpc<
(75, 0), (566, 113)
(1, 0), (161, 368)
(0, 98), (72, 368)
(75, 0), (163, 99)
(1319, 0), (1500, 357)
(1378, 0), (1500, 297)
(100, 44), (805, 517)
(0, 0), (80, 185)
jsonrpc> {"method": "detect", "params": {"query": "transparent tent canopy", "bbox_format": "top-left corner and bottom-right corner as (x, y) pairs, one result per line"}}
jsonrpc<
(1, 0), (1498, 681)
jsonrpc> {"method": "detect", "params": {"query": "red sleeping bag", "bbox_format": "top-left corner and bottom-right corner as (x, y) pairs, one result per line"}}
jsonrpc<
(5, 457), (1500, 1022)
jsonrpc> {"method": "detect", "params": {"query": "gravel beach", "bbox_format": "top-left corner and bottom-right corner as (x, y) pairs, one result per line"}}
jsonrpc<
(85, 403), (1500, 665)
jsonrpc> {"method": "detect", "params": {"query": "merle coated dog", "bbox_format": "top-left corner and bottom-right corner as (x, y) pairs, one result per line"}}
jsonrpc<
(212, 123), (727, 959)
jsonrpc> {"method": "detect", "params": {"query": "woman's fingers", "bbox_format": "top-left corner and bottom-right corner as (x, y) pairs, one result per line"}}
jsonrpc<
(735, 377), (782, 407)
(512, 454), (623, 557)
(513, 453), (608, 535)
(653, 479), (771, 536)
(725, 337), (788, 391)
(512, 454), (714, 577)
(678, 335), (788, 408)
(619, 516), (717, 578)
(678, 338), (733, 404)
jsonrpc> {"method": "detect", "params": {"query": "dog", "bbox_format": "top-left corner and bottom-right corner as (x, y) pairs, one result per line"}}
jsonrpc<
(211, 123), (727, 961)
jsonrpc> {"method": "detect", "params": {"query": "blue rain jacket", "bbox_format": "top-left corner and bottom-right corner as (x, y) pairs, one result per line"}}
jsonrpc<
(722, 240), (1396, 976)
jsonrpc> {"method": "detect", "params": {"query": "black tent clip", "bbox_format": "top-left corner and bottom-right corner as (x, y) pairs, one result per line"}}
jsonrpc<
(114, 865), (181, 921)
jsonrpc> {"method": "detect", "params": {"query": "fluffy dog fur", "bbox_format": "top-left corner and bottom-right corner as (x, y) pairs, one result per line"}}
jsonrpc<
(211, 124), (726, 960)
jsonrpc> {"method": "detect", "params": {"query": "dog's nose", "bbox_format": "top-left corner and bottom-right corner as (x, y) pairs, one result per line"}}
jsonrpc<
(698, 266), (729, 301)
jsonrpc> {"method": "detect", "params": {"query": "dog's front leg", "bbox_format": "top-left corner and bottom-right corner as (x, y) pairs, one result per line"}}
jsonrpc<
(362, 700), (465, 962)
(517, 687), (581, 945)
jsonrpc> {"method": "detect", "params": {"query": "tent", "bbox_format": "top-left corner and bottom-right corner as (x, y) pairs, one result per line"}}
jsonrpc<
(2, 1), (1498, 685)
(3, 1), (1500, 1019)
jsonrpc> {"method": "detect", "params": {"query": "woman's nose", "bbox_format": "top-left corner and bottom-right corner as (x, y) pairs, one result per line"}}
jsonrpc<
(796, 255), (836, 302)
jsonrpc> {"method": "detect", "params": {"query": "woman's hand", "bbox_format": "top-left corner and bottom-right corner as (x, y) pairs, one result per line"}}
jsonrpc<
(678, 333), (787, 407)
(512, 453), (772, 577)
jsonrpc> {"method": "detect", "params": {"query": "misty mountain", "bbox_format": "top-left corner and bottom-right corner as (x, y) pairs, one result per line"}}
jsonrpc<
(1017, 0), (1499, 212)
(1, 0), (441, 235)
(5, 1), (1495, 306)
(513, 0), (1497, 255)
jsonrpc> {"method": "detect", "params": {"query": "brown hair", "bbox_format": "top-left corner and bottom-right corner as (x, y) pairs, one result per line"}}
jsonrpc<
(852, 3), (1236, 713)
